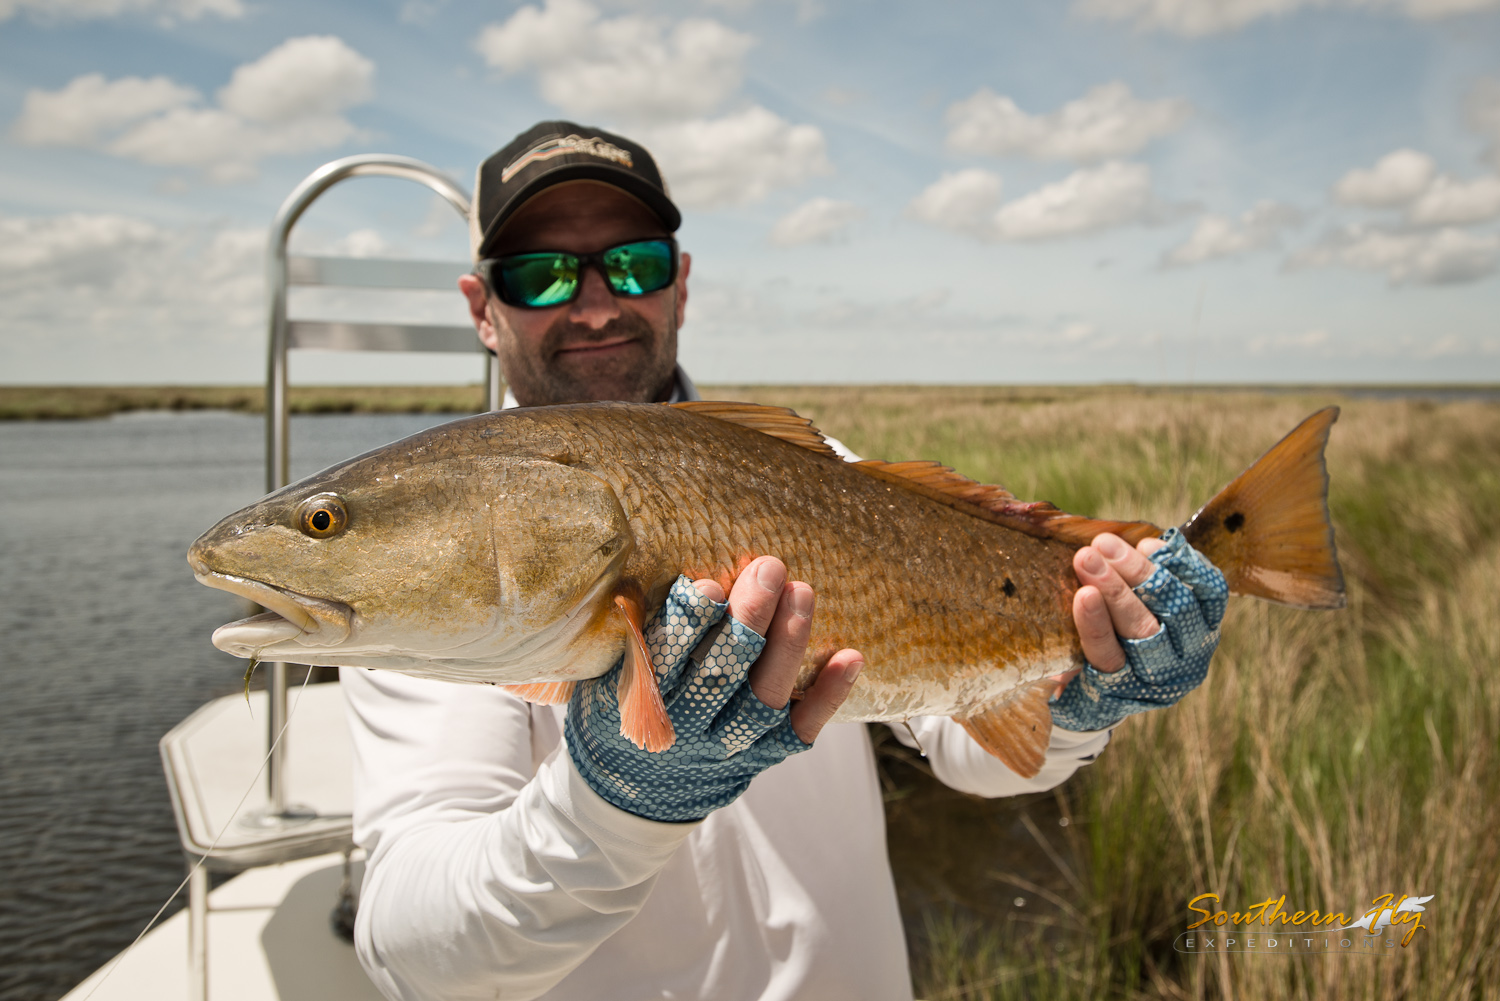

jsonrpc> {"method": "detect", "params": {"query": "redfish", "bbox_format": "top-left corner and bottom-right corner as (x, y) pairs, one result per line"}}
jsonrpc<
(189, 402), (1344, 776)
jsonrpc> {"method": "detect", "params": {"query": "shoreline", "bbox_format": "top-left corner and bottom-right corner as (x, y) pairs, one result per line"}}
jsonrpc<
(3, 382), (1499, 421)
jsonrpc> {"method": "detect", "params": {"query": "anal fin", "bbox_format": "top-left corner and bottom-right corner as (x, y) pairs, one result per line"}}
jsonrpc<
(614, 591), (675, 752)
(501, 681), (576, 705)
(955, 678), (1055, 779)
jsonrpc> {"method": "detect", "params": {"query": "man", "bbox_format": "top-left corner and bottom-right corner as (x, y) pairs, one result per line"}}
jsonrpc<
(342, 121), (1226, 1000)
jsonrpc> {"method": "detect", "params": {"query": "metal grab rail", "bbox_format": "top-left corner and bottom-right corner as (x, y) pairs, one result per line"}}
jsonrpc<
(262, 155), (494, 820)
(265, 153), (488, 492)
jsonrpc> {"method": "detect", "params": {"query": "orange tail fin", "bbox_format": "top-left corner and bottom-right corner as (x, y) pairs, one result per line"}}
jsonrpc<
(1181, 407), (1346, 610)
(613, 591), (675, 752)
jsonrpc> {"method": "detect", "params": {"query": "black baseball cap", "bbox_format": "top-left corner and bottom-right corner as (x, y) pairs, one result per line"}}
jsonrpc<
(469, 121), (681, 261)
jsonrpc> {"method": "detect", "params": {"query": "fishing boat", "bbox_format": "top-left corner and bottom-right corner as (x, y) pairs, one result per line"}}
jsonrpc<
(63, 155), (496, 1001)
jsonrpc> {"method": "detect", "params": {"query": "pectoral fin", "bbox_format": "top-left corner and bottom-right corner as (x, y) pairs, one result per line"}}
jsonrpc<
(954, 678), (1055, 778)
(501, 682), (576, 705)
(614, 590), (675, 752)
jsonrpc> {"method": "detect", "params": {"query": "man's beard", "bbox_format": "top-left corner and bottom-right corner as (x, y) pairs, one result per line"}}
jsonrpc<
(500, 306), (679, 407)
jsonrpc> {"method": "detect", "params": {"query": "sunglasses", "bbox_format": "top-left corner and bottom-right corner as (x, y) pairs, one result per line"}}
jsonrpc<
(477, 238), (678, 309)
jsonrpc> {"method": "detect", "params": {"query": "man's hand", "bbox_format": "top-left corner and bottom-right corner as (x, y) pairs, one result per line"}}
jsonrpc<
(691, 557), (863, 744)
(1048, 528), (1229, 732)
(1070, 532), (1169, 674)
(565, 557), (862, 822)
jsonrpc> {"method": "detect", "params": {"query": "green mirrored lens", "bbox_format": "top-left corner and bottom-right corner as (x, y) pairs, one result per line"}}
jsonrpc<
(602, 241), (674, 296)
(499, 253), (578, 307)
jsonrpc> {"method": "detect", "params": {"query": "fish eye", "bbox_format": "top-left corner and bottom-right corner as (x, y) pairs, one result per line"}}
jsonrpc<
(297, 494), (348, 539)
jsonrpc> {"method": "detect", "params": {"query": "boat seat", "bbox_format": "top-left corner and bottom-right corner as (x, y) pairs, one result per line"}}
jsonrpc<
(159, 683), (355, 871)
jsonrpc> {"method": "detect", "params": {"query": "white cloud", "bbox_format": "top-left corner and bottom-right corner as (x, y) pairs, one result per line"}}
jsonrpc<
(327, 228), (391, 258)
(945, 82), (1190, 162)
(1332, 147), (1500, 226)
(642, 106), (830, 209)
(475, 0), (753, 122)
(992, 161), (1156, 241)
(1406, 173), (1500, 226)
(1468, 78), (1500, 168)
(1076, 0), (1500, 37)
(770, 198), (864, 246)
(0, 212), (262, 349)
(10, 36), (375, 184)
(905, 169), (1004, 236)
(473, 0), (824, 209)
(1333, 148), (1437, 206)
(1291, 224), (1499, 285)
(1164, 201), (1303, 266)
(0, 212), (166, 278)
(218, 35), (374, 123)
(10, 74), (199, 147)
(907, 162), (1158, 241)
(0, 0), (241, 23)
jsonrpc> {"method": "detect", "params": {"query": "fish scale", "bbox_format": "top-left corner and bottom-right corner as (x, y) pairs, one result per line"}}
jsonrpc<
(504, 403), (1085, 721)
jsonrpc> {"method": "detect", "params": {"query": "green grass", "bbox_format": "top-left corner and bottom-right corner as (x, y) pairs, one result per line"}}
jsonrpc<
(708, 387), (1500, 1001)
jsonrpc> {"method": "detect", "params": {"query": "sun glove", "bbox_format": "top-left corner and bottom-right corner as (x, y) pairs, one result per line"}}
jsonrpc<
(1050, 527), (1229, 732)
(565, 576), (811, 823)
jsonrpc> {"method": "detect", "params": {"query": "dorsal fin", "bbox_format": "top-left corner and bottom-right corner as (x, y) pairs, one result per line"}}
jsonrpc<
(672, 400), (1157, 547)
(670, 401), (840, 459)
(851, 459), (1161, 547)
(853, 459), (1019, 507)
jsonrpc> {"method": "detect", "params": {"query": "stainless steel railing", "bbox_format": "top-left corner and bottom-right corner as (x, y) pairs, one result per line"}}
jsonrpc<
(261, 155), (497, 818)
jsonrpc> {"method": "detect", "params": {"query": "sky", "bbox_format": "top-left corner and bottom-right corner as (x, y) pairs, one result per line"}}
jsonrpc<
(1, 0), (1498, 386)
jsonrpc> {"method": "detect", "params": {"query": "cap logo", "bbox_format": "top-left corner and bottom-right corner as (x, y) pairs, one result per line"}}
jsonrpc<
(500, 134), (634, 183)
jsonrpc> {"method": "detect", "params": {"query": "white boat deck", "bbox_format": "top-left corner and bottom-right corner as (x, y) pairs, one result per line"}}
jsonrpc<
(62, 853), (385, 1001)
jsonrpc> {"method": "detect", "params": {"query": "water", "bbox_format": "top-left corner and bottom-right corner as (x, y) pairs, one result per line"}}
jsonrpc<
(0, 412), (461, 1001)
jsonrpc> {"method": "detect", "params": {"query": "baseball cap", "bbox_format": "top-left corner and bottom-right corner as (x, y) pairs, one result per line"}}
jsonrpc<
(469, 121), (681, 261)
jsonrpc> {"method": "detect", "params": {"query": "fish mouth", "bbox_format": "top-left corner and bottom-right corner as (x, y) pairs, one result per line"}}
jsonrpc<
(192, 566), (353, 657)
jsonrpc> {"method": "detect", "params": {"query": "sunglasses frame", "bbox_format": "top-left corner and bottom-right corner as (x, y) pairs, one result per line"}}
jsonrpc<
(476, 237), (680, 310)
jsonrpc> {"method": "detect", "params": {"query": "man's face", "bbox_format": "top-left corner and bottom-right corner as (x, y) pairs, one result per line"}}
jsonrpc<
(461, 180), (690, 407)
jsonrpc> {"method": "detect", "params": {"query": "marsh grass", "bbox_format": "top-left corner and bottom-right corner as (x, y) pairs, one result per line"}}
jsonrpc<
(11, 382), (1495, 996)
(715, 386), (1500, 1001)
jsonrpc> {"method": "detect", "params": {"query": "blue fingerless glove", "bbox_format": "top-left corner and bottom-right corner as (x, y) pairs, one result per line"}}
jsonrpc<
(1050, 527), (1229, 732)
(565, 576), (812, 823)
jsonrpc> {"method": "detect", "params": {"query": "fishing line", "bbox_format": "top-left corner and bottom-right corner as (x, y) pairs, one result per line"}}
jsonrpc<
(77, 665), (318, 1001)
(900, 719), (926, 757)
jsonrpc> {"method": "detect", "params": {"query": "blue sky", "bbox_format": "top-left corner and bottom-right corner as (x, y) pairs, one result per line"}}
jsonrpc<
(1, 0), (1498, 385)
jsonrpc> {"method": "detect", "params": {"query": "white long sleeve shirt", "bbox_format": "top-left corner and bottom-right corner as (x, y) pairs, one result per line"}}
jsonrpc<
(343, 367), (1114, 999)
(342, 671), (1112, 1001)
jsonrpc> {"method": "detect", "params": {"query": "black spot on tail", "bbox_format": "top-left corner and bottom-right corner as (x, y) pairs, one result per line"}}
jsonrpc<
(1002, 577), (1017, 597)
(1224, 511), (1245, 533)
